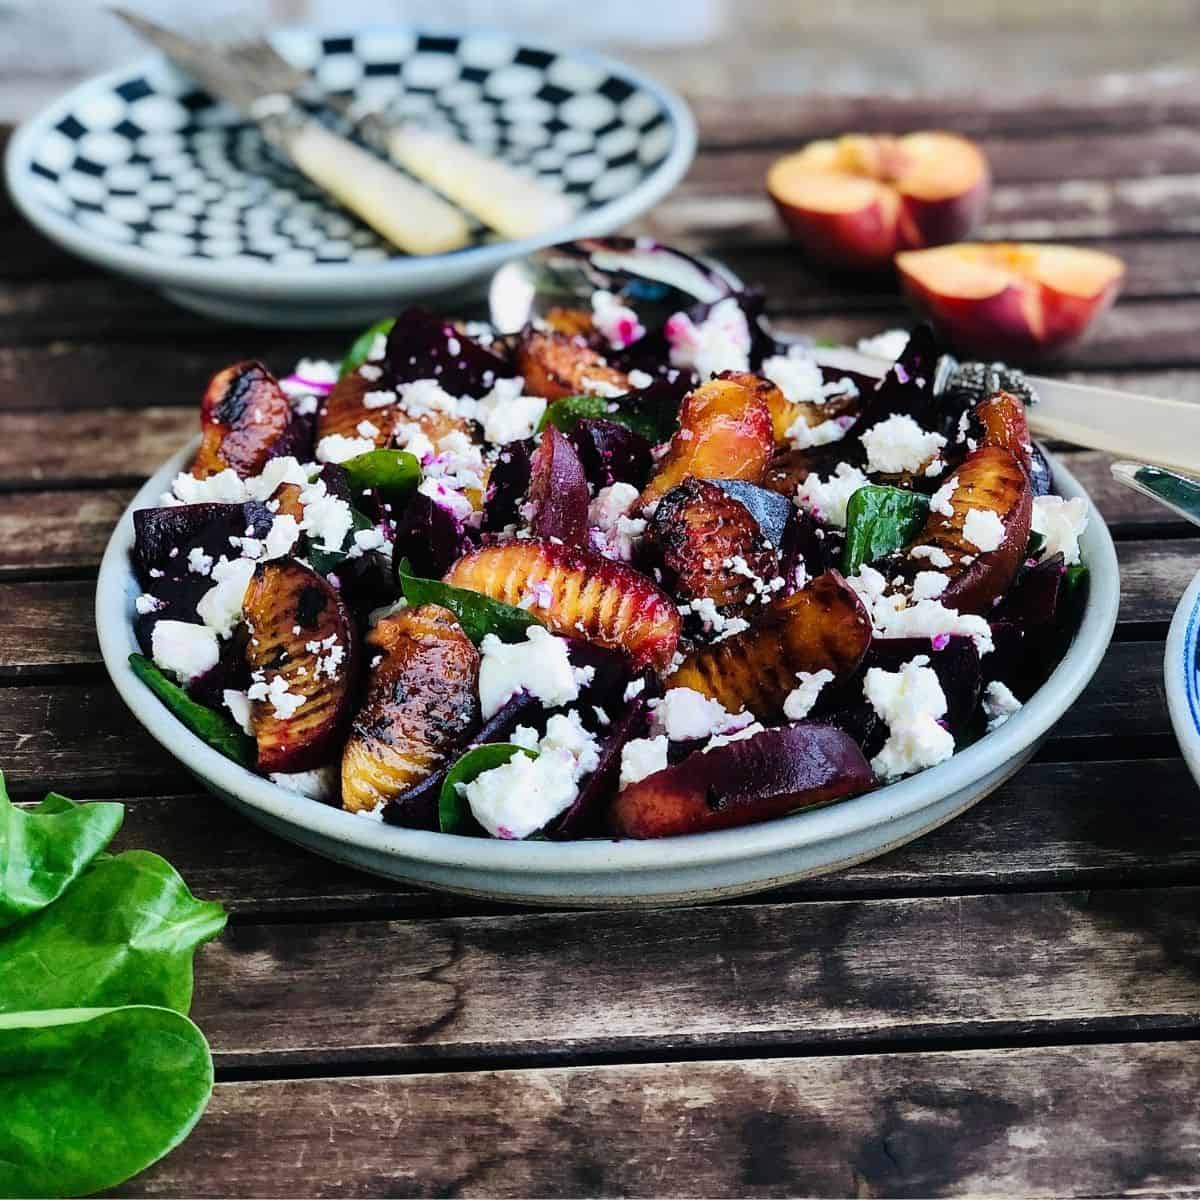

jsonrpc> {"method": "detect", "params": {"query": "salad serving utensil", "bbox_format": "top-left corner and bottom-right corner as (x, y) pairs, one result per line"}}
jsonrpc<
(489, 239), (1200, 475)
(1110, 461), (1200, 529)
(114, 9), (472, 255)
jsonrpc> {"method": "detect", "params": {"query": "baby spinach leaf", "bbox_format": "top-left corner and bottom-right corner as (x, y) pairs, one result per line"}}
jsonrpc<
(129, 654), (256, 768)
(537, 394), (611, 434)
(0, 774), (123, 932)
(539, 385), (680, 445)
(0, 1005), (213, 1200)
(842, 485), (930, 576)
(439, 744), (537, 835)
(305, 506), (378, 576)
(397, 558), (543, 645)
(0, 849), (227, 1017)
(342, 448), (421, 505)
(339, 316), (396, 378)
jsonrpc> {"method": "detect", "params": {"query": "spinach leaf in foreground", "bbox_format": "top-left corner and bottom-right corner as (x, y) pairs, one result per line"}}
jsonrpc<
(539, 382), (681, 445)
(0, 773), (123, 931)
(537, 394), (611, 435)
(342, 448), (422, 505)
(129, 654), (256, 767)
(397, 558), (543, 645)
(339, 316), (396, 378)
(0, 1005), (212, 1200)
(842, 485), (930, 576)
(439, 744), (537, 835)
(0, 849), (227, 1017)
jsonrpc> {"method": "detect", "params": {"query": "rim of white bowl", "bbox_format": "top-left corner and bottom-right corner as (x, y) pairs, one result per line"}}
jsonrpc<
(4, 26), (698, 301)
(96, 442), (1120, 876)
(1164, 565), (1200, 783)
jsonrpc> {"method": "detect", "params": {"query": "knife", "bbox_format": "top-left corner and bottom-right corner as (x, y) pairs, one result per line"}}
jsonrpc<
(113, 10), (471, 256)
(813, 345), (1200, 475)
(1110, 461), (1200, 529)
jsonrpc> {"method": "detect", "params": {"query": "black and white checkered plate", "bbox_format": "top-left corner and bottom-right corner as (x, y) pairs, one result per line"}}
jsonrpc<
(5, 27), (696, 327)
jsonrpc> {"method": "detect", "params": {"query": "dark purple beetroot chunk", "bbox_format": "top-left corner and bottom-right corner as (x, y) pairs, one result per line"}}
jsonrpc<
(527, 425), (590, 547)
(386, 307), (511, 398)
(569, 419), (652, 490)
(392, 492), (475, 580)
(481, 440), (534, 533)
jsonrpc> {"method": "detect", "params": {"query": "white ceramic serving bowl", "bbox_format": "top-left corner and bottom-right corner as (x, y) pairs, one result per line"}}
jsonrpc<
(96, 443), (1120, 906)
(4, 27), (696, 327)
(1164, 568), (1200, 789)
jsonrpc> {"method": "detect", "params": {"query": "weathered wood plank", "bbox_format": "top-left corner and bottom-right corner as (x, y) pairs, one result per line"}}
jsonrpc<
(0, 538), (1186, 681)
(0, 486), (132, 577)
(77, 757), (1200, 917)
(124, 1041), (1200, 1198)
(180, 884), (1200, 1064)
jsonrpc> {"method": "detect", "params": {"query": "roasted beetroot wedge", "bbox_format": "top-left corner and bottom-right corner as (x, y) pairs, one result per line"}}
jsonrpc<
(193, 360), (296, 479)
(243, 559), (360, 773)
(444, 539), (681, 670)
(650, 478), (779, 610)
(341, 604), (480, 815)
(639, 375), (774, 509)
(666, 571), (872, 719)
(611, 723), (873, 838)
(904, 445), (1033, 614)
(516, 328), (630, 401)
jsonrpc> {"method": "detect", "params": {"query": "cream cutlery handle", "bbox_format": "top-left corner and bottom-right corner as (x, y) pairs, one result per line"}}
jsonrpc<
(385, 126), (574, 241)
(281, 121), (471, 255)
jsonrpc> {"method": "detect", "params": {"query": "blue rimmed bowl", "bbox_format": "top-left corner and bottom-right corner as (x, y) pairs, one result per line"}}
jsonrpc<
(4, 27), (696, 327)
(1165, 569), (1200, 788)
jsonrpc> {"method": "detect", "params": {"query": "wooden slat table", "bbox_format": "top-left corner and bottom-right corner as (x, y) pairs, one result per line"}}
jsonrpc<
(3, 75), (1200, 1197)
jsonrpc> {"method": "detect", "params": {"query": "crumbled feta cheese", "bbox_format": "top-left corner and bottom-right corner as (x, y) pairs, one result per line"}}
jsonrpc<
(418, 477), (475, 522)
(298, 480), (353, 552)
(860, 414), (946, 475)
(477, 625), (582, 719)
(397, 377), (465, 420)
(245, 456), (315, 502)
(135, 593), (163, 615)
(794, 462), (869, 528)
(678, 596), (749, 640)
(316, 434), (374, 464)
(362, 388), (397, 409)
(648, 687), (753, 742)
(393, 421), (435, 463)
(356, 419), (381, 439)
(762, 347), (825, 405)
(704, 721), (766, 752)
(619, 736), (669, 790)
(963, 508), (1006, 553)
(223, 689), (254, 736)
(292, 358), (338, 387)
(269, 764), (339, 802)
(664, 297), (751, 379)
(475, 377), (546, 444)
(983, 680), (1023, 730)
(782, 668), (834, 721)
(930, 476), (959, 517)
(366, 332), (388, 362)
(196, 556), (256, 638)
(464, 710), (600, 839)
(1032, 495), (1089, 565)
(358, 363), (384, 383)
(587, 482), (645, 561)
(864, 654), (955, 780)
(623, 677), (646, 702)
(247, 672), (306, 720)
(628, 368), (654, 389)
(849, 564), (993, 655)
(591, 290), (645, 349)
(306, 633), (346, 680)
(167, 467), (246, 506)
(352, 528), (388, 554)
(911, 570), (950, 602)
(151, 620), (219, 683)
(261, 514), (300, 560)
(857, 329), (911, 361)
(785, 414), (850, 451)
(187, 546), (214, 576)
(910, 544), (953, 569)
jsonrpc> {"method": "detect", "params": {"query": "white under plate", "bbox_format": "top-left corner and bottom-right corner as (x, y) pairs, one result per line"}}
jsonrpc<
(5, 27), (696, 327)
(96, 441), (1120, 906)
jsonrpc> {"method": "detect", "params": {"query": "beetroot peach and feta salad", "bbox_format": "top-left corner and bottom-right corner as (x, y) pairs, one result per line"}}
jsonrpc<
(127, 302), (1089, 841)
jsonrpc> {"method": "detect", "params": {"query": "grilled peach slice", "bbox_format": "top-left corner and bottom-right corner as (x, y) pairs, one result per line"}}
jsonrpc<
(193, 361), (296, 479)
(243, 559), (360, 774)
(542, 307), (595, 338)
(639, 375), (774, 509)
(904, 445), (1033, 614)
(611, 723), (873, 838)
(269, 482), (305, 522)
(444, 539), (681, 670)
(730, 369), (861, 446)
(341, 605), (480, 815)
(516, 329), (630, 401)
(316, 370), (396, 447)
(974, 390), (1033, 473)
(650, 478), (779, 611)
(666, 571), (871, 719)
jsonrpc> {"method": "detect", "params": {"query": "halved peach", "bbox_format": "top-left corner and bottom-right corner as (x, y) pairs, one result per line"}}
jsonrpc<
(767, 132), (990, 271)
(638, 375), (774, 510)
(896, 242), (1124, 356)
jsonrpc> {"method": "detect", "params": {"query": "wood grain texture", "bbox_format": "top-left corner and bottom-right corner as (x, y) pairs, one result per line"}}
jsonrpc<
(124, 1041), (1200, 1198)
(68, 756), (1200, 918)
(0, 486), (132, 577)
(183, 884), (1200, 1065)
